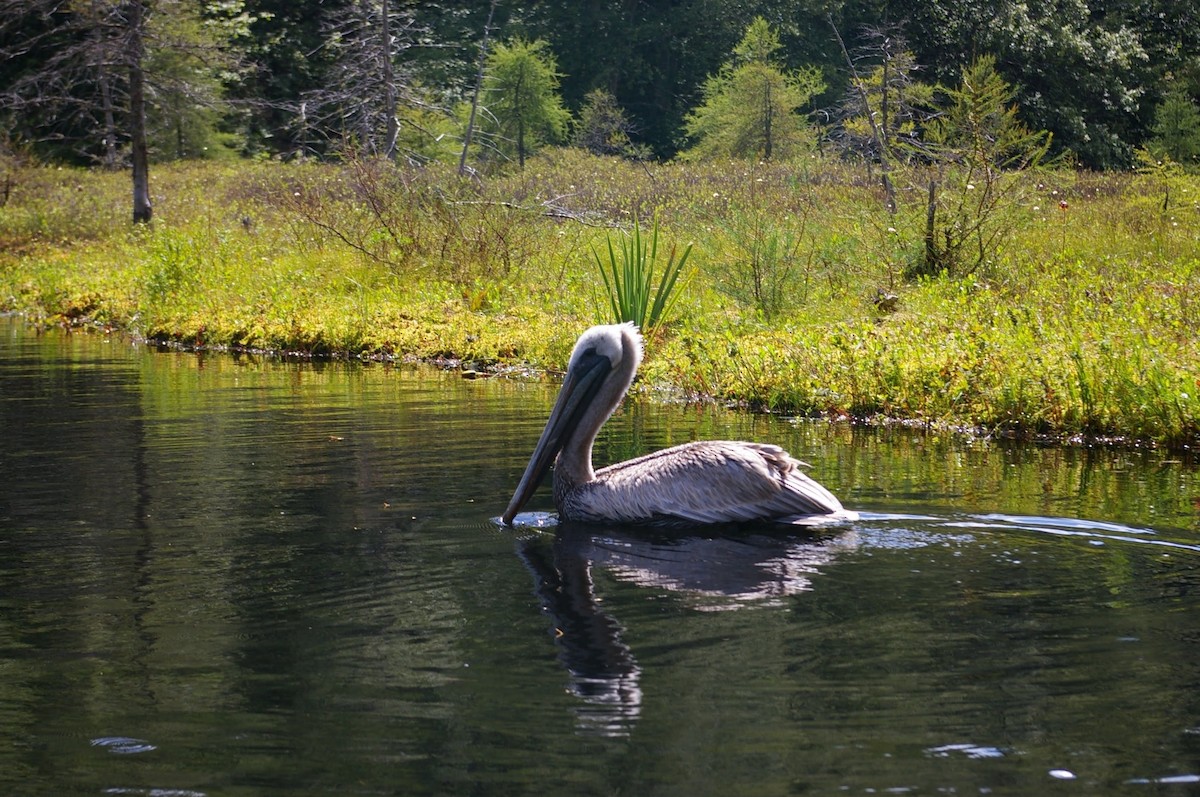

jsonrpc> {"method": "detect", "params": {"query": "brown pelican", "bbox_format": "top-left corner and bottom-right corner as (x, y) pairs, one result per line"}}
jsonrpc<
(502, 323), (854, 525)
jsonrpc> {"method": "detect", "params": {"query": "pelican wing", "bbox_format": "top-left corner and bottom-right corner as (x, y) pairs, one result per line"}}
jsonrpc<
(570, 441), (845, 524)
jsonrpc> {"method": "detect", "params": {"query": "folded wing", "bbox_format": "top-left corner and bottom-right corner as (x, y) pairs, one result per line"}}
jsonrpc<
(568, 441), (846, 524)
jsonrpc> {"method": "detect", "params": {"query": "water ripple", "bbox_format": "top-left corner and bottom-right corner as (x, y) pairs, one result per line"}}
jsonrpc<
(90, 737), (158, 755)
(943, 513), (1200, 554)
(925, 743), (1008, 760)
(1126, 774), (1200, 785)
(104, 789), (208, 797)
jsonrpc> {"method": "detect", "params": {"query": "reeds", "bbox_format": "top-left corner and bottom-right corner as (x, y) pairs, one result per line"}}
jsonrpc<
(593, 215), (692, 335)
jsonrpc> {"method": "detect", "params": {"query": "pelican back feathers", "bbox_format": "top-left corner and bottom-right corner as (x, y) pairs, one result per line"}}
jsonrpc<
(559, 441), (847, 525)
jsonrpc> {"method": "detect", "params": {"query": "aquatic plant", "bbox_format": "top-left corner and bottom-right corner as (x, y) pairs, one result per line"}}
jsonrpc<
(592, 214), (692, 335)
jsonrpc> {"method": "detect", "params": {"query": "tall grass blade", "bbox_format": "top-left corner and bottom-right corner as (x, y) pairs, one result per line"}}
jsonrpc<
(592, 214), (692, 334)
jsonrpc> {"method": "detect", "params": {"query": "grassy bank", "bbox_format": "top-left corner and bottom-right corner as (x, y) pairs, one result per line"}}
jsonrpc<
(1, 152), (1198, 449)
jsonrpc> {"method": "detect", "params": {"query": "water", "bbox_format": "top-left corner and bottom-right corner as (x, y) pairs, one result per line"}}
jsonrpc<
(2, 317), (1199, 796)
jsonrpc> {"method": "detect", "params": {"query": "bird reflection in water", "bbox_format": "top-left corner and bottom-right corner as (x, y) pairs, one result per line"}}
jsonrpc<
(515, 521), (858, 737)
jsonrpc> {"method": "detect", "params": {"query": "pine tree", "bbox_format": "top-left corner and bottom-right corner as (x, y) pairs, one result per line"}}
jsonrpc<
(681, 17), (823, 162)
(1150, 91), (1200, 169)
(479, 38), (570, 169)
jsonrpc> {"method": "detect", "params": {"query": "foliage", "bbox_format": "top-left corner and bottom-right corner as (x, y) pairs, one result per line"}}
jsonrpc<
(706, 205), (814, 320)
(479, 38), (571, 169)
(572, 89), (650, 160)
(0, 0), (242, 165)
(833, 29), (938, 164)
(1148, 91), (1200, 171)
(1, 155), (1198, 449)
(681, 17), (824, 162)
(913, 57), (1051, 278)
(220, 0), (335, 157)
(144, 3), (243, 161)
(297, 0), (443, 162)
(592, 216), (693, 336)
(894, 0), (1158, 168)
(0, 0), (1197, 171)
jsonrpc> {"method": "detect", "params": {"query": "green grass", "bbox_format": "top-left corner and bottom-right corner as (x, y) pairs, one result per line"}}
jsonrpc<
(1, 151), (1197, 449)
(593, 214), (692, 335)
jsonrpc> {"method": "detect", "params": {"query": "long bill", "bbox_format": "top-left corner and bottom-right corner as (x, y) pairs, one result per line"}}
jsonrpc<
(501, 350), (612, 525)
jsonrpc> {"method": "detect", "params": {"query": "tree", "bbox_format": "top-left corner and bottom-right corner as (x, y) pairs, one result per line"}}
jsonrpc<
(459, 0), (498, 176)
(891, 0), (1151, 168)
(479, 38), (570, 169)
(221, 0), (339, 158)
(127, 0), (150, 222)
(1149, 91), (1200, 169)
(1, 0), (128, 166)
(0, 0), (154, 220)
(300, 0), (432, 161)
(833, 27), (936, 164)
(572, 89), (648, 159)
(681, 17), (824, 162)
(916, 57), (1051, 277)
(521, 0), (838, 159)
(0, 0), (243, 221)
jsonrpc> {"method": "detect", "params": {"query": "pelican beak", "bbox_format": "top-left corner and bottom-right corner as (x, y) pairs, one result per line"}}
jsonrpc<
(502, 349), (611, 524)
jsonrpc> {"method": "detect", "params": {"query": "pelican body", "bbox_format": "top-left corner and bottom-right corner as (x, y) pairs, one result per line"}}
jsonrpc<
(502, 324), (853, 526)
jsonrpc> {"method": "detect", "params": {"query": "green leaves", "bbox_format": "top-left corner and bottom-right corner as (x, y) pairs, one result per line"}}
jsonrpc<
(593, 216), (692, 336)
(1149, 91), (1200, 169)
(483, 38), (571, 169)
(681, 17), (824, 162)
(913, 57), (1052, 278)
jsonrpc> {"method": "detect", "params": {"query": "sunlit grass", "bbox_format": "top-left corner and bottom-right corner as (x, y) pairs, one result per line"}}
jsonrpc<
(0, 151), (1197, 448)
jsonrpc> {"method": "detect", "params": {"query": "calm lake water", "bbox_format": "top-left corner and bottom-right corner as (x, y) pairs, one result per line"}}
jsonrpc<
(2, 317), (1199, 796)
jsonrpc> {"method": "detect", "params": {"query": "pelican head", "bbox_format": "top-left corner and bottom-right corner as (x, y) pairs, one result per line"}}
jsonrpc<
(502, 324), (642, 524)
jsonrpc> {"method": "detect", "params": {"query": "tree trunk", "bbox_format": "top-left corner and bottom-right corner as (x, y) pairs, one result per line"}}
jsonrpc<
(127, 0), (152, 224)
(357, 0), (373, 152)
(99, 62), (119, 170)
(880, 56), (890, 154)
(459, 0), (497, 176)
(515, 64), (526, 169)
(380, 0), (399, 159)
(762, 73), (773, 161)
(829, 15), (896, 214)
(923, 179), (938, 273)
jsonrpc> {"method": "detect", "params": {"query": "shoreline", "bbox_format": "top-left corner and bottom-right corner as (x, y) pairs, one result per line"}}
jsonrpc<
(7, 311), (1191, 459)
(2, 156), (1197, 453)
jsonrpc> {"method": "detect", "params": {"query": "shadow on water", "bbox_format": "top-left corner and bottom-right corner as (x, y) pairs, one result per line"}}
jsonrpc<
(508, 507), (1200, 741)
(514, 517), (861, 737)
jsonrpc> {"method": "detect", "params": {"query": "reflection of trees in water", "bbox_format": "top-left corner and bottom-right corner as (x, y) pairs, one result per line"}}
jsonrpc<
(517, 523), (858, 737)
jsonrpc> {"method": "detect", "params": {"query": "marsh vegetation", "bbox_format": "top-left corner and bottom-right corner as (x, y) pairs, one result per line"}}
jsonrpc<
(1, 150), (1197, 449)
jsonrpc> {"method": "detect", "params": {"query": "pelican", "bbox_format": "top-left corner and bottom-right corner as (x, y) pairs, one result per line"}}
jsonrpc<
(502, 323), (854, 525)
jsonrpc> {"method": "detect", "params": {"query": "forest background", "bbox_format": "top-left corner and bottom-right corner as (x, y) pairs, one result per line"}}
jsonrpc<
(1, 0), (1198, 450)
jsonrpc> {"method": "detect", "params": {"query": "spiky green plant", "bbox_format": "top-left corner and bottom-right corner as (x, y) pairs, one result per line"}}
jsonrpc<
(593, 215), (692, 334)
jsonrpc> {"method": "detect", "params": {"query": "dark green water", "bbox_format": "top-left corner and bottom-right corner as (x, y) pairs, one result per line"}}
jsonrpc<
(2, 318), (1199, 796)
